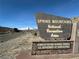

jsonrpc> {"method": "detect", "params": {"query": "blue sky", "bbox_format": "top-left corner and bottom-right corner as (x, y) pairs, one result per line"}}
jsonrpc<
(0, 0), (79, 28)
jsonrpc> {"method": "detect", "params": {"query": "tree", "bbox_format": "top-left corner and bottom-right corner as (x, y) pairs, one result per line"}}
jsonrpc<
(13, 28), (19, 32)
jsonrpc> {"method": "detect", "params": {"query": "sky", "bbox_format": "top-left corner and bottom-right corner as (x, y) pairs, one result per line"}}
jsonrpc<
(0, 0), (79, 29)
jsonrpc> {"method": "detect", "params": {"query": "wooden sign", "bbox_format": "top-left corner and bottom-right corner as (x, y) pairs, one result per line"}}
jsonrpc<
(36, 13), (72, 40)
(32, 41), (73, 55)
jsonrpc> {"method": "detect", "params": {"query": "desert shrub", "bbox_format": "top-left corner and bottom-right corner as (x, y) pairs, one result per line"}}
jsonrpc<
(34, 32), (37, 36)
(13, 28), (20, 32)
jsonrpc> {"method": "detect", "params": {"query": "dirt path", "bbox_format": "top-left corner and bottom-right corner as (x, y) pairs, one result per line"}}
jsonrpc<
(0, 32), (44, 59)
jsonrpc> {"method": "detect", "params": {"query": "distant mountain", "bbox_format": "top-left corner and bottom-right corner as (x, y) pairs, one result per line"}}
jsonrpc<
(0, 26), (13, 30)
(0, 26), (13, 33)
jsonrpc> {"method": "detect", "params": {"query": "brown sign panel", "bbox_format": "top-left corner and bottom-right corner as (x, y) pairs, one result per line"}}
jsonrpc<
(32, 41), (73, 55)
(36, 13), (72, 40)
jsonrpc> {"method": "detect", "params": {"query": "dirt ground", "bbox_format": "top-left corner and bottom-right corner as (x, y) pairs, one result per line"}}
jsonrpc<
(16, 51), (79, 59)
(0, 31), (79, 59)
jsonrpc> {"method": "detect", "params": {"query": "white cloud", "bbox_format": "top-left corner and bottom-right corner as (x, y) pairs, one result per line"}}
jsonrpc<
(18, 27), (29, 30)
(18, 26), (38, 30)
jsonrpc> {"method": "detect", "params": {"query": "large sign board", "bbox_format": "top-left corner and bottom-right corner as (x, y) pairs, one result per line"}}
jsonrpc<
(32, 41), (73, 55)
(36, 13), (72, 40)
